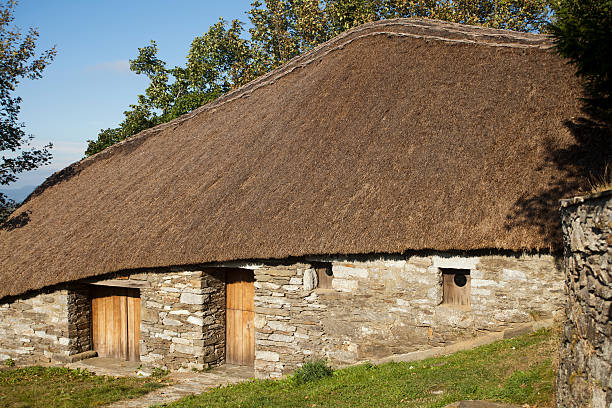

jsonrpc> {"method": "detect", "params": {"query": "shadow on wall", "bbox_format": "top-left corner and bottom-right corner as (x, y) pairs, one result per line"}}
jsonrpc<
(505, 113), (612, 248)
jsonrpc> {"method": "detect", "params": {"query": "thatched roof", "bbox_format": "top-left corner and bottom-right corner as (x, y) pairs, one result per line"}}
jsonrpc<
(1, 18), (608, 300)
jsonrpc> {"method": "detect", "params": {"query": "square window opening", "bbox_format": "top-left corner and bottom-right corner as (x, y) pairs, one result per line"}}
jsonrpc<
(314, 263), (333, 289)
(441, 268), (471, 307)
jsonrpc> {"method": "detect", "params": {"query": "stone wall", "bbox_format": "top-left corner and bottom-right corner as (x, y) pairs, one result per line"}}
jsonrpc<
(128, 268), (226, 371)
(0, 268), (226, 371)
(0, 286), (89, 364)
(66, 287), (92, 356)
(253, 252), (564, 377)
(557, 191), (611, 408)
(0, 253), (564, 376)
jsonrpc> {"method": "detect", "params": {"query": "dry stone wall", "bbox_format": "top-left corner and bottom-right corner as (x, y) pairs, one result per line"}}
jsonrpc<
(0, 254), (564, 377)
(253, 252), (564, 377)
(129, 268), (226, 371)
(0, 286), (90, 364)
(557, 191), (611, 408)
(0, 268), (226, 371)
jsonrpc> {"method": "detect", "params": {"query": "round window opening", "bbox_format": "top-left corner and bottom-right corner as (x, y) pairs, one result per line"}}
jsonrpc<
(325, 268), (333, 277)
(454, 274), (467, 287)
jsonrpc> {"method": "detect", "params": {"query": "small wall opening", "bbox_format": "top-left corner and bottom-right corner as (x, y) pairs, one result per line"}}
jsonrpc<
(441, 268), (471, 307)
(314, 263), (333, 289)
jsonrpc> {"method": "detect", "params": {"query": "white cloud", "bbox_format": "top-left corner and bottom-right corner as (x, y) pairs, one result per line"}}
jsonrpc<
(51, 140), (88, 155)
(87, 59), (131, 73)
(8, 140), (87, 168)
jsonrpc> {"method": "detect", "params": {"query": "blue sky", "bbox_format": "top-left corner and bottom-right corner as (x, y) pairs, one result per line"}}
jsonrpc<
(3, 0), (252, 200)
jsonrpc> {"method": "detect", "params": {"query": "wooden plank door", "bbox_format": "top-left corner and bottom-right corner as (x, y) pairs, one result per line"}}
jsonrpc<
(226, 269), (255, 366)
(91, 286), (140, 361)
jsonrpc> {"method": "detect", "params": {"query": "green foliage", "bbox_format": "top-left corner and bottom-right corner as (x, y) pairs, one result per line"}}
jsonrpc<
(550, 0), (612, 121)
(86, 0), (556, 156)
(248, 0), (555, 68)
(85, 19), (255, 156)
(163, 328), (559, 408)
(151, 367), (170, 378)
(293, 358), (334, 384)
(0, 0), (55, 220)
(0, 365), (168, 407)
(85, 105), (155, 156)
(3, 358), (15, 367)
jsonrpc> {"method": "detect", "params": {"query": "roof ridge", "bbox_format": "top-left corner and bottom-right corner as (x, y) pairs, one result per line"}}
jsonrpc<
(25, 18), (553, 204)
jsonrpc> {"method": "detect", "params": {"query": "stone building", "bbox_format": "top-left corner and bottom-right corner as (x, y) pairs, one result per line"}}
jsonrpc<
(0, 19), (609, 378)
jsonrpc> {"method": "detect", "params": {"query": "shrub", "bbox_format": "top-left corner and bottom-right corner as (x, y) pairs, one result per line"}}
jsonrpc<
(293, 359), (333, 385)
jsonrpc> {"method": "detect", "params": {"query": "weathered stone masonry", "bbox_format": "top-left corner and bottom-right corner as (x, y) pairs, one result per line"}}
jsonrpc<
(0, 254), (564, 377)
(0, 286), (90, 364)
(0, 268), (225, 371)
(557, 191), (611, 408)
(128, 267), (225, 370)
(253, 252), (564, 377)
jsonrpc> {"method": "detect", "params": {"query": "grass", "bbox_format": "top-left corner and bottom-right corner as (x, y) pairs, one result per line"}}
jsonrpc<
(163, 327), (560, 408)
(0, 365), (170, 408)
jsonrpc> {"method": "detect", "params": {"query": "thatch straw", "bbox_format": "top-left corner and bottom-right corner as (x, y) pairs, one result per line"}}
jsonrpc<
(1, 18), (604, 300)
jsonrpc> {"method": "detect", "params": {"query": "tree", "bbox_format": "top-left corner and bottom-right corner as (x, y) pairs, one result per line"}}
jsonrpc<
(551, 0), (612, 122)
(86, 0), (555, 156)
(86, 19), (257, 156)
(1, 1), (55, 220)
(248, 0), (555, 68)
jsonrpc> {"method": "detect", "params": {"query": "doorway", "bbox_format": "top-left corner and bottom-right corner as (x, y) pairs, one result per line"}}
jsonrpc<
(90, 286), (140, 361)
(225, 269), (255, 366)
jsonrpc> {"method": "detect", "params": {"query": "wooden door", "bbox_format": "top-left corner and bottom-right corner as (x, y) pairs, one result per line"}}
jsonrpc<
(226, 269), (255, 366)
(91, 286), (140, 361)
(442, 269), (471, 307)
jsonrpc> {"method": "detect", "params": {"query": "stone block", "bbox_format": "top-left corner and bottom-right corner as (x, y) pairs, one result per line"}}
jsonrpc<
(180, 293), (205, 305)
(256, 350), (280, 362)
(181, 331), (204, 340)
(141, 308), (159, 323)
(254, 315), (267, 329)
(303, 269), (317, 291)
(332, 265), (369, 279)
(187, 316), (204, 326)
(332, 279), (358, 292)
(269, 333), (294, 343)
(173, 343), (197, 355)
(162, 318), (182, 326)
(169, 310), (190, 315)
(268, 321), (296, 332)
(432, 255), (479, 270)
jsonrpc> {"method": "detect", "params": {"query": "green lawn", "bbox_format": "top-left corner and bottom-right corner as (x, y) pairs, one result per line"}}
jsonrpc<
(0, 328), (559, 408)
(164, 327), (559, 408)
(0, 365), (169, 408)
